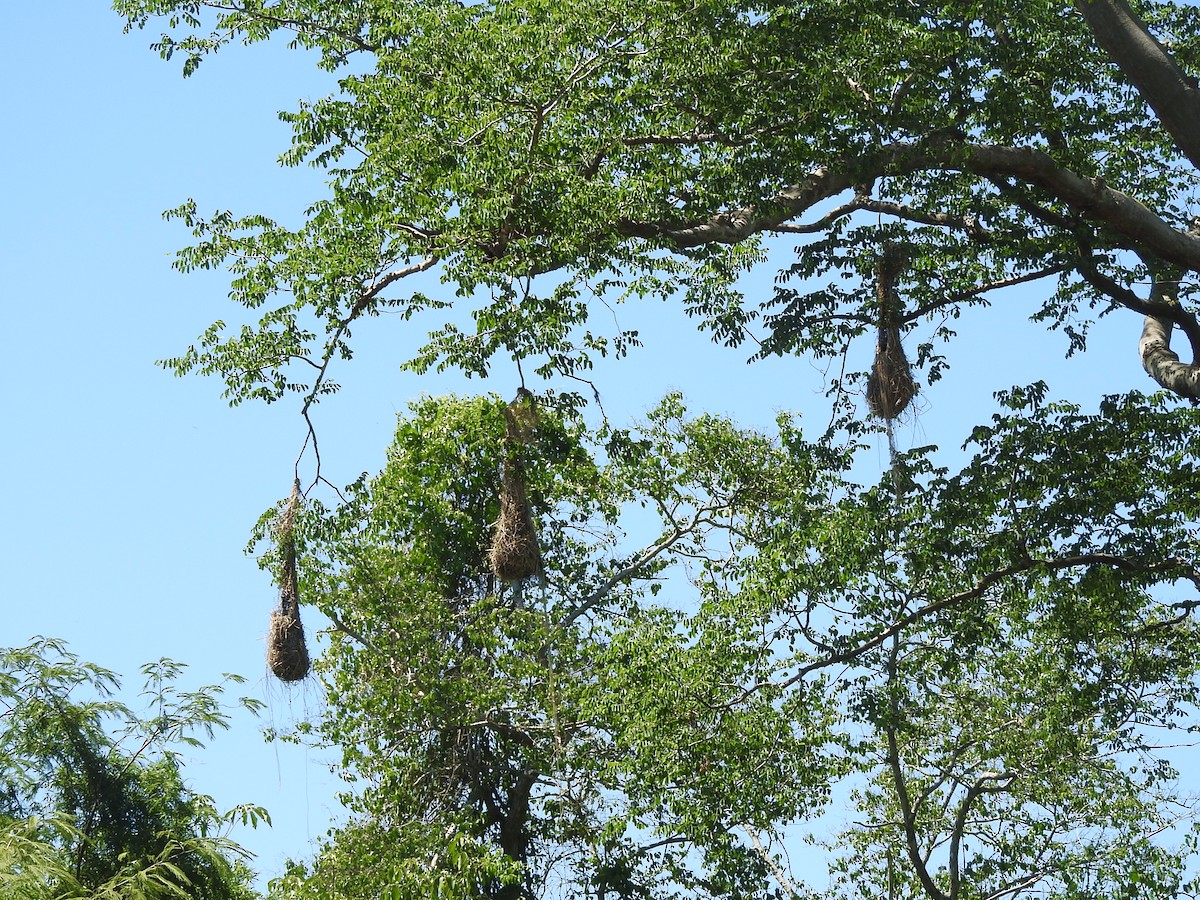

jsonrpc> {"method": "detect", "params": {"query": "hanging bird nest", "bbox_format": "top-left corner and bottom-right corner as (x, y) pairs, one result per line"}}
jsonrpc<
(866, 327), (916, 419)
(502, 387), (539, 445)
(267, 605), (310, 682)
(865, 245), (917, 420)
(268, 479), (310, 682)
(489, 453), (543, 582)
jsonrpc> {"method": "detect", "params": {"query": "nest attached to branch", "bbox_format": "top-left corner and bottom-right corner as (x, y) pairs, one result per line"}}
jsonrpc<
(489, 391), (544, 581)
(489, 455), (543, 582)
(865, 245), (917, 420)
(267, 607), (309, 682)
(268, 479), (310, 682)
(866, 327), (916, 420)
(502, 387), (539, 445)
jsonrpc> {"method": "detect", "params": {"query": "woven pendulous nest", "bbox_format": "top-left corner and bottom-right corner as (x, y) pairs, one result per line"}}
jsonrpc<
(489, 455), (543, 582)
(503, 387), (539, 445)
(268, 479), (310, 682)
(267, 605), (309, 682)
(866, 326), (916, 420)
(865, 244), (916, 420)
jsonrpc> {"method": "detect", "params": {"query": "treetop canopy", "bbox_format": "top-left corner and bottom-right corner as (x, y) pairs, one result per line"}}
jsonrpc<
(116, 0), (1200, 405)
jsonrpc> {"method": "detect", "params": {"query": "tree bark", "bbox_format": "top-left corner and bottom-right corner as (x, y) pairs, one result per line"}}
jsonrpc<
(1140, 313), (1200, 398)
(1076, 0), (1200, 172)
(618, 143), (1200, 272)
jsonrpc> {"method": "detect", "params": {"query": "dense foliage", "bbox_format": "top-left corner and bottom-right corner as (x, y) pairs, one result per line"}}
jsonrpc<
(0, 639), (266, 900)
(115, 0), (1200, 403)
(252, 390), (1200, 899)
(109, 1), (1200, 897)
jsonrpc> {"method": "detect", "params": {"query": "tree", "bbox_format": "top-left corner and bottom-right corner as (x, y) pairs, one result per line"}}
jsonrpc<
(109, 1), (1200, 898)
(114, 0), (1200, 403)
(0, 638), (267, 900)
(254, 389), (1200, 899)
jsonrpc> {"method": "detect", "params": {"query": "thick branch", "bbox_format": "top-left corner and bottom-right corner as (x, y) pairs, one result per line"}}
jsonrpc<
(1076, 247), (1200, 398)
(1140, 306), (1200, 398)
(1075, 0), (1200, 172)
(1142, 247), (1200, 400)
(1075, 250), (1200, 347)
(617, 143), (1200, 272)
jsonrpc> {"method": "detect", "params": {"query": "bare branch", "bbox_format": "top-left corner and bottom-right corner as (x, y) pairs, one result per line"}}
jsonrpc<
(327, 609), (379, 655)
(770, 198), (867, 235)
(297, 255), (438, 456)
(854, 198), (991, 237)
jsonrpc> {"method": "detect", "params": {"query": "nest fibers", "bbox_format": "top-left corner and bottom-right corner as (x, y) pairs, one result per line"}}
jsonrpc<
(503, 387), (539, 445)
(866, 325), (916, 419)
(268, 479), (310, 682)
(489, 391), (544, 581)
(490, 455), (543, 581)
(865, 245), (917, 420)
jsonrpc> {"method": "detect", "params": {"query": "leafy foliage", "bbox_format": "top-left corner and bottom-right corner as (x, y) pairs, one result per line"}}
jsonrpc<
(110, 0), (1200, 897)
(0, 639), (267, 900)
(245, 391), (1200, 899)
(114, 0), (1200, 402)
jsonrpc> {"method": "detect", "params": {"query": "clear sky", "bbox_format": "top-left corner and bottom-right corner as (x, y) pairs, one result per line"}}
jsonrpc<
(0, 3), (1157, 891)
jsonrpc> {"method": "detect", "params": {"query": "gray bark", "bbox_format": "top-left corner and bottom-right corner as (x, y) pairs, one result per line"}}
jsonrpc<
(1139, 314), (1200, 399)
(619, 142), (1200, 271)
(1076, 0), (1200, 172)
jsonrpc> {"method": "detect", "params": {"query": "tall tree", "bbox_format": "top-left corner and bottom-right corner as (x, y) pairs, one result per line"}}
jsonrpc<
(111, 1), (1200, 898)
(262, 389), (1200, 899)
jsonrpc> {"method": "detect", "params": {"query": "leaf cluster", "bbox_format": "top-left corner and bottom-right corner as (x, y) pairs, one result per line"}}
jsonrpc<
(0, 639), (267, 900)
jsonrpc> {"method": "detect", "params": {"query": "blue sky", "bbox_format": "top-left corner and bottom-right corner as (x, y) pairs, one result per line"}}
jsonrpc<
(0, 3), (1158, 890)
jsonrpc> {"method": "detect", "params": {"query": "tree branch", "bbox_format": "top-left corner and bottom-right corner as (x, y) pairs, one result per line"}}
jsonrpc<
(1074, 248), (1200, 349)
(784, 553), (1197, 685)
(1139, 280), (1200, 399)
(907, 263), (1072, 321)
(1075, 0), (1200, 172)
(885, 639), (949, 900)
(617, 142), (1200, 272)
(1075, 243), (1200, 398)
(948, 772), (1015, 900)
(554, 508), (712, 630)
(208, 1), (379, 54)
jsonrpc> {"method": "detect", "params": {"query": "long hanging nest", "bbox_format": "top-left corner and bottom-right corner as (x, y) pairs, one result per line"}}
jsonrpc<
(268, 478), (310, 682)
(865, 246), (917, 420)
(504, 387), (539, 445)
(489, 391), (543, 582)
